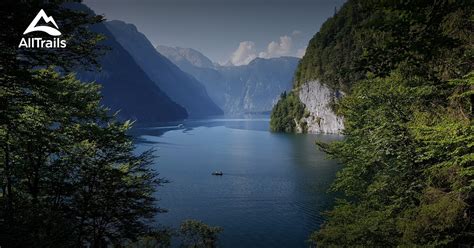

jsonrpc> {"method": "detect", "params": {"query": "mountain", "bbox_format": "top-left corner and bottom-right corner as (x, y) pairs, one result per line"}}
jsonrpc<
(270, 7), (355, 134)
(105, 21), (223, 118)
(68, 4), (187, 123)
(294, 81), (344, 133)
(157, 46), (299, 115)
(156, 45), (215, 70)
(217, 57), (300, 114)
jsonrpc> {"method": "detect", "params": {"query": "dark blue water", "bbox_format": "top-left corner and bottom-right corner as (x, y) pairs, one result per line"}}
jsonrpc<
(132, 118), (341, 248)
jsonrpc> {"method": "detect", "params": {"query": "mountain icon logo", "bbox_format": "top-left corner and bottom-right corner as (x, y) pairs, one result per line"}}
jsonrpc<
(23, 9), (61, 36)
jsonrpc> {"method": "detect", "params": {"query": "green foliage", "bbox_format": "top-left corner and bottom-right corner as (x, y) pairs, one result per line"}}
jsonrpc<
(306, 0), (474, 246)
(398, 188), (468, 247)
(125, 220), (223, 248)
(294, 0), (367, 91)
(313, 71), (473, 247)
(179, 220), (223, 248)
(126, 228), (174, 248)
(270, 91), (306, 132)
(295, 0), (473, 92)
(0, 1), (167, 247)
(0, 69), (165, 247)
(312, 200), (398, 247)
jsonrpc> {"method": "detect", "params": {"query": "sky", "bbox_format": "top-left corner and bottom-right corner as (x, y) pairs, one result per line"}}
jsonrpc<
(84, 0), (346, 65)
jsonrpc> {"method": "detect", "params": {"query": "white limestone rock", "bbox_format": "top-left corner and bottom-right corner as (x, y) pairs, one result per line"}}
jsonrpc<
(297, 80), (344, 134)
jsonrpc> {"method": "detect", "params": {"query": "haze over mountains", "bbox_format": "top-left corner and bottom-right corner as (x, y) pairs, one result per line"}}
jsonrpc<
(157, 46), (216, 70)
(105, 20), (223, 118)
(70, 4), (188, 122)
(157, 46), (299, 114)
(70, 3), (299, 122)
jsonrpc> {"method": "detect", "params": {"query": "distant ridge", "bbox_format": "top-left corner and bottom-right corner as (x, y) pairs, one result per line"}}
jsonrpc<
(157, 45), (299, 115)
(106, 20), (223, 118)
(68, 3), (187, 123)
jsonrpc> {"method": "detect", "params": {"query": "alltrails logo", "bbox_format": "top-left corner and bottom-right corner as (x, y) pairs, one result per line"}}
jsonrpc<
(19, 9), (67, 48)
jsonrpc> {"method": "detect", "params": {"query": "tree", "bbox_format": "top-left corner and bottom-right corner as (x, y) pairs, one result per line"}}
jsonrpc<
(0, 68), (166, 247)
(125, 228), (173, 248)
(302, 0), (473, 246)
(0, 1), (166, 247)
(179, 220), (222, 248)
(270, 91), (306, 132)
(1, 1), (104, 233)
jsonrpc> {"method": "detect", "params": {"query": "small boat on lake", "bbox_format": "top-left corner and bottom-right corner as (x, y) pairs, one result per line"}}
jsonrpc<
(212, 171), (223, 176)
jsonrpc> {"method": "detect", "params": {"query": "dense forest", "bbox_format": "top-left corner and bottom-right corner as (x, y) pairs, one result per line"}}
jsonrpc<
(0, 1), (221, 247)
(273, 0), (473, 246)
(269, 91), (307, 132)
(293, 0), (365, 92)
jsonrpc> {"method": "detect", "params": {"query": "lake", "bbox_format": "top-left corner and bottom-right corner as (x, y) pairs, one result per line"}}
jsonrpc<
(132, 118), (341, 248)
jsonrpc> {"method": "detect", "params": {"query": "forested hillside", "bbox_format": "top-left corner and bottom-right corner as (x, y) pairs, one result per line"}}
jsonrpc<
(270, 0), (366, 133)
(270, 2), (368, 132)
(274, 0), (473, 246)
(293, 0), (365, 92)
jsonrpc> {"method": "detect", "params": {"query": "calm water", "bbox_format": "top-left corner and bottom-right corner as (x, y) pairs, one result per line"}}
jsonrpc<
(132, 118), (341, 248)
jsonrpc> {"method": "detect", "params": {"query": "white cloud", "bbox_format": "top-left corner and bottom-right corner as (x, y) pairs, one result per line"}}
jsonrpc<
(227, 31), (307, 65)
(259, 35), (293, 59)
(296, 46), (307, 58)
(229, 41), (257, 66)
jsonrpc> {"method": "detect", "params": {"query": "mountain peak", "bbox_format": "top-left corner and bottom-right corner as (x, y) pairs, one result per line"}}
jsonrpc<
(107, 20), (139, 33)
(159, 48), (300, 115)
(105, 21), (223, 117)
(156, 45), (214, 69)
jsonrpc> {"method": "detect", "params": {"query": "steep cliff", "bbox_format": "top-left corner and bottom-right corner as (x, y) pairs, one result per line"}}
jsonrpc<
(217, 57), (299, 114)
(157, 46), (299, 115)
(270, 0), (368, 134)
(105, 21), (223, 118)
(296, 81), (343, 134)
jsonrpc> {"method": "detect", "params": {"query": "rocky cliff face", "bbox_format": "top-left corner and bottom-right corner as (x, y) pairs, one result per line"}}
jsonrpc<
(217, 57), (299, 114)
(296, 81), (344, 134)
(157, 46), (299, 115)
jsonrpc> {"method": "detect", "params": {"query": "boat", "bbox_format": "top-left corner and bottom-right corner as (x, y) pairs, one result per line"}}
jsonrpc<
(212, 171), (223, 176)
(177, 124), (184, 128)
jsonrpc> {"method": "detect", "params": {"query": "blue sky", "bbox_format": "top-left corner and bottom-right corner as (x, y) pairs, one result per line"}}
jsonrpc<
(84, 0), (346, 65)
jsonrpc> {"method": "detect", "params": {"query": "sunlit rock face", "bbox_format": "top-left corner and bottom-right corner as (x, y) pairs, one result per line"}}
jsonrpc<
(297, 80), (344, 134)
